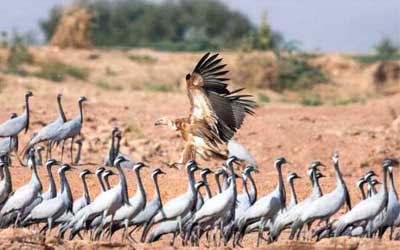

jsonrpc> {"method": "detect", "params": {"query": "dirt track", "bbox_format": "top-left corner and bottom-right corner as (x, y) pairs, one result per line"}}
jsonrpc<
(0, 48), (400, 249)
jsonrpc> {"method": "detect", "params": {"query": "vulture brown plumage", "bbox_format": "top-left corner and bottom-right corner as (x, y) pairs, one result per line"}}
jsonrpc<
(155, 52), (256, 165)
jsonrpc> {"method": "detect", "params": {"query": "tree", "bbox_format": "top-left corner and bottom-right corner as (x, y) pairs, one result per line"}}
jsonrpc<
(375, 38), (398, 60)
(39, 0), (255, 51)
(257, 13), (272, 50)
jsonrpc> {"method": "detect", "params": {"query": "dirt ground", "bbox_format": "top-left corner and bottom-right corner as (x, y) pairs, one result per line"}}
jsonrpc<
(0, 48), (399, 249)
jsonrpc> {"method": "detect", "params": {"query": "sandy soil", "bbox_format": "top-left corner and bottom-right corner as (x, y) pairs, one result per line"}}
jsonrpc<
(0, 48), (399, 249)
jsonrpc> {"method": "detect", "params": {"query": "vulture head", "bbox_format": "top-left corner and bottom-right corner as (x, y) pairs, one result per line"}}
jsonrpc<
(154, 117), (177, 130)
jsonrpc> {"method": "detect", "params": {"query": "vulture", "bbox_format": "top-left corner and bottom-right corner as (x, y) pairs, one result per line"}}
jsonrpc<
(155, 52), (256, 166)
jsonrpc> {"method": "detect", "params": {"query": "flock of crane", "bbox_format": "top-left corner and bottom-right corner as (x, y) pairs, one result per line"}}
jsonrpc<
(0, 91), (400, 248)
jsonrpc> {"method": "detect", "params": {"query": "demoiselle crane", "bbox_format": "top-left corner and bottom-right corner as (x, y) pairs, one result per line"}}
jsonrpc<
(289, 152), (351, 240)
(52, 96), (87, 164)
(0, 162), (12, 208)
(110, 168), (166, 240)
(237, 157), (289, 246)
(0, 148), (41, 227)
(23, 93), (67, 158)
(0, 91), (33, 137)
(269, 161), (325, 241)
(69, 155), (130, 240)
(334, 159), (399, 236)
(21, 163), (74, 235)
(99, 162), (148, 242)
(185, 157), (239, 245)
(141, 161), (201, 242)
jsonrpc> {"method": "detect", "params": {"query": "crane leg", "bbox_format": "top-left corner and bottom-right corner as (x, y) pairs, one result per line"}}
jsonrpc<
(60, 140), (65, 162)
(128, 225), (139, 240)
(108, 215), (114, 242)
(170, 231), (177, 246)
(14, 211), (22, 228)
(47, 218), (53, 237)
(178, 216), (183, 243)
(121, 221), (127, 242)
(390, 226), (394, 240)
(220, 220), (227, 246)
(196, 226), (200, 246)
(213, 225), (217, 247)
(46, 141), (50, 162)
(205, 231), (210, 247)
(256, 218), (266, 247)
(70, 137), (75, 165)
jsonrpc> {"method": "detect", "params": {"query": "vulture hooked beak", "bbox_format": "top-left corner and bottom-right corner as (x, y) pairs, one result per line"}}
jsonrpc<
(154, 117), (168, 126)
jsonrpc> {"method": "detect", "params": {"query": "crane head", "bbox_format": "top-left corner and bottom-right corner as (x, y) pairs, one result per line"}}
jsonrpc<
(244, 165), (258, 175)
(25, 91), (33, 98)
(133, 162), (147, 170)
(383, 158), (399, 169)
(287, 172), (300, 182)
(214, 167), (226, 177)
(274, 157), (289, 168)
(80, 169), (92, 178)
(332, 151), (339, 164)
(114, 155), (128, 167)
(95, 166), (106, 176)
(59, 163), (74, 173)
(79, 96), (88, 103)
(152, 168), (166, 177)
(45, 159), (59, 169)
(102, 169), (115, 178)
(194, 180), (206, 191)
(185, 160), (198, 171)
(356, 177), (366, 188)
(200, 168), (214, 178)
(364, 170), (377, 180)
(112, 127), (120, 136)
(226, 156), (239, 167)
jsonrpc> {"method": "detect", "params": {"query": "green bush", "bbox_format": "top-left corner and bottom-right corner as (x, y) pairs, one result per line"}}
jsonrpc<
(353, 38), (400, 64)
(128, 54), (157, 64)
(96, 79), (123, 90)
(5, 37), (33, 76)
(257, 93), (270, 103)
(35, 61), (89, 82)
(301, 93), (323, 106)
(144, 83), (173, 92)
(274, 55), (327, 91)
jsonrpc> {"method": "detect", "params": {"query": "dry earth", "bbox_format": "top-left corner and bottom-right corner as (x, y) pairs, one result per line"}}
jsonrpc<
(0, 48), (399, 249)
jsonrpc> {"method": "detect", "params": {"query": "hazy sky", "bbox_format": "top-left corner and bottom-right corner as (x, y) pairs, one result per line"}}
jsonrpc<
(1, 0), (399, 52)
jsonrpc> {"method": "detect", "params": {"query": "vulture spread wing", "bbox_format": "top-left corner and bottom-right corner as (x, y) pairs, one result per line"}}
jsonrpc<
(186, 53), (256, 146)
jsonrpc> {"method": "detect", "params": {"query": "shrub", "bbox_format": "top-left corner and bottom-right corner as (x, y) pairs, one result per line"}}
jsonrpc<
(144, 83), (173, 92)
(273, 55), (327, 92)
(353, 38), (400, 64)
(233, 52), (277, 89)
(128, 54), (157, 64)
(300, 93), (323, 106)
(35, 61), (89, 82)
(5, 38), (33, 76)
(96, 79), (123, 91)
(257, 93), (270, 103)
